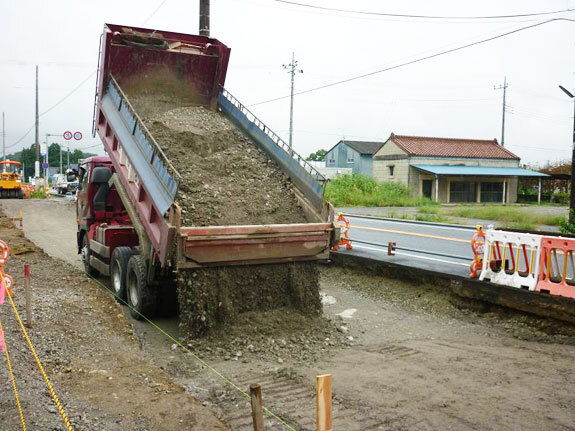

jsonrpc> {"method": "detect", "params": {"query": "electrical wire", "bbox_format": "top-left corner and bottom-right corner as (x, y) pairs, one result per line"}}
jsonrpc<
(274, 0), (575, 20)
(247, 18), (575, 107)
(6, 71), (97, 150)
(7, 0), (168, 150)
(142, 0), (168, 25)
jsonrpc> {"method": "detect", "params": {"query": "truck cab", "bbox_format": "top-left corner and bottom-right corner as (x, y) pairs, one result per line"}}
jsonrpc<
(76, 156), (139, 296)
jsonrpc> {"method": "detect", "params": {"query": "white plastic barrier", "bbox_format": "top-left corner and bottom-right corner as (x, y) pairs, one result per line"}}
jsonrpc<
(479, 229), (542, 291)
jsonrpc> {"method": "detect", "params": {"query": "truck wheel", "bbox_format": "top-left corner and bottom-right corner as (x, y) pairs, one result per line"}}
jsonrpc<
(110, 247), (132, 302)
(126, 255), (156, 320)
(82, 234), (99, 277)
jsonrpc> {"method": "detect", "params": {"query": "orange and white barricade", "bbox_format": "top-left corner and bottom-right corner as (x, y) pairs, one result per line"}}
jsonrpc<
(479, 228), (542, 291)
(536, 236), (575, 299)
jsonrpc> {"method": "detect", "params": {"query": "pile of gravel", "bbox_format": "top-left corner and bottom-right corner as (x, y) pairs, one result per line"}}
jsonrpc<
(123, 73), (321, 336)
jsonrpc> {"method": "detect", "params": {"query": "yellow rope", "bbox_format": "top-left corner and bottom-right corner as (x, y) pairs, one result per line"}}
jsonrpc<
(6, 289), (73, 431)
(86, 273), (296, 431)
(0, 320), (27, 431)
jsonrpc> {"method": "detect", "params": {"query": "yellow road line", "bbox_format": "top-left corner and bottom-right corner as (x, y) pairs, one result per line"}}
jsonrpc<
(352, 224), (469, 244)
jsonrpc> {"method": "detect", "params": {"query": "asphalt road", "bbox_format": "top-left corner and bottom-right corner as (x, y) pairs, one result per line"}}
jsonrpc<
(336, 214), (477, 277)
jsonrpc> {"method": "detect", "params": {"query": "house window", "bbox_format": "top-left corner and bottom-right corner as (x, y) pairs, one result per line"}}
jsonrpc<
(347, 154), (355, 163)
(450, 181), (476, 203)
(388, 165), (395, 177)
(327, 157), (335, 165)
(480, 182), (504, 203)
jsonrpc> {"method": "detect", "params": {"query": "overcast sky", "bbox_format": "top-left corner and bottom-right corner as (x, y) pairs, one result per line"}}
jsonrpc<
(1, 0), (574, 166)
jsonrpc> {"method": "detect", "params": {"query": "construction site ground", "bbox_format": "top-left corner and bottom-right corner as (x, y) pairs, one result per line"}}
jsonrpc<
(1, 198), (575, 430)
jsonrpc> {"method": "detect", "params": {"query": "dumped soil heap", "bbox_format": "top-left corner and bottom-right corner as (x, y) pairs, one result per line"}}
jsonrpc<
(123, 72), (321, 336)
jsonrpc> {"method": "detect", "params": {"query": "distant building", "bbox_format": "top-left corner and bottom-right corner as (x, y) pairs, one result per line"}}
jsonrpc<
(325, 140), (384, 176)
(373, 133), (547, 203)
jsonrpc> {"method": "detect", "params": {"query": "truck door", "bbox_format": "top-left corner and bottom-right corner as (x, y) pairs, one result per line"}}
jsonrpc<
(76, 163), (91, 230)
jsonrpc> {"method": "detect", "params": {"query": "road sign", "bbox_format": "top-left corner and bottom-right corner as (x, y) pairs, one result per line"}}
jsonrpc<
(63, 131), (72, 140)
(73, 131), (83, 140)
(42, 162), (49, 169)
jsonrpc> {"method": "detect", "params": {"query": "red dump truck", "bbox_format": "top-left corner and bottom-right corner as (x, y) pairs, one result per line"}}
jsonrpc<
(78, 24), (336, 318)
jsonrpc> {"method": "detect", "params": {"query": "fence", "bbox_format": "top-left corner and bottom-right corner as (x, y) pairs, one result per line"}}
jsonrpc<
(479, 229), (542, 291)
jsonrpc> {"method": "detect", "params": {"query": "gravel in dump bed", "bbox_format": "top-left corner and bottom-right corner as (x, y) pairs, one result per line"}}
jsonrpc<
(123, 73), (321, 336)
(125, 84), (307, 227)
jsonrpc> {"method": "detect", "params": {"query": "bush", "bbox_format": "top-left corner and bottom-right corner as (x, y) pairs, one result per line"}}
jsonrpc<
(551, 192), (569, 205)
(29, 187), (48, 199)
(325, 174), (436, 207)
(559, 210), (575, 233)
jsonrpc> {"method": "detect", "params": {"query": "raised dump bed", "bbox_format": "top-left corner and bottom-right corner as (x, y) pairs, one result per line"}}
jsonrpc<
(84, 24), (336, 335)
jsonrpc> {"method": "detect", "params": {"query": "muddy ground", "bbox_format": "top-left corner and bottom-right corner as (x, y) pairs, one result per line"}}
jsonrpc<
(0, 207), (226, 430)
(2, 198), (575, 430)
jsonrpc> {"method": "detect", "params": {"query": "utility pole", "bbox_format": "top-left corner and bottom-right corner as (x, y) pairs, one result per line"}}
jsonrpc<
(559, 85), (575, 223)
(199, 0), (210, 36)
(59, 144), (62, 174)
(494, 77), (508, 146)
(2, 112), (5, 161)
(67, 146), (70, 170)
(282, 52), (303, 154)
(35, 65), (40, 178)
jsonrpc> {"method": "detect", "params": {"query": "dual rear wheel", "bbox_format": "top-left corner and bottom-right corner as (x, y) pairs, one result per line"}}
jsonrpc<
(111, 249), (177, 320)
(83, 236), (178, 320)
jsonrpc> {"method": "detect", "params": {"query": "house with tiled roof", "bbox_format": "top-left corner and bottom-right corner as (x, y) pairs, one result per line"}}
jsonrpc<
(373, 133), (547, 203)
(325, 140), (384, 176)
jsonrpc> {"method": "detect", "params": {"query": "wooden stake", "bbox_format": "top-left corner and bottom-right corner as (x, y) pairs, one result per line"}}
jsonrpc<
(250, 383), (264, 431)
(24, 264), (31, 328)
(316, 374), (332, 431)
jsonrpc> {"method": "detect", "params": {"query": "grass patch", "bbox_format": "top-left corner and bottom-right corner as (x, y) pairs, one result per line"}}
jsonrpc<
(29, 188), (48, 199)
(362, 208), (453, 224)
(446, 205), (565, 226)
(500, 222), (537, 231)
(325, 174), (436, 207)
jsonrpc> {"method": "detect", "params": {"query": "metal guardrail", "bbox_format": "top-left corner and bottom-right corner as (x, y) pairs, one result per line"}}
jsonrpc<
(220, 89), (326, 183)
(349, 237), (469, 261)
(342, 213), (476, 230)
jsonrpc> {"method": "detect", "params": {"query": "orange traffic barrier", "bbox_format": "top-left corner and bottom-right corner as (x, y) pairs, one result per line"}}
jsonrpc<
(21, 185), (34, 199)
(331, 213), (352, 251)
(536, 236), (575, 299)
(469, 225), (485, 279)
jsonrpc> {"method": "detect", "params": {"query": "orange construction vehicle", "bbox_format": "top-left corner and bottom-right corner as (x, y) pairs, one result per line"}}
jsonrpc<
(0, 160), (23, 199)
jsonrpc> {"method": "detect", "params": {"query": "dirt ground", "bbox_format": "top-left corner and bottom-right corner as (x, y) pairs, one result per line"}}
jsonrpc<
(0, 204), (226, 430)
(2, 198), (575, 430)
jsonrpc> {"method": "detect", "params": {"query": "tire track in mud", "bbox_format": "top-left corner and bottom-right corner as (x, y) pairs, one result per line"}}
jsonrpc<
(208, 372), (394, 430)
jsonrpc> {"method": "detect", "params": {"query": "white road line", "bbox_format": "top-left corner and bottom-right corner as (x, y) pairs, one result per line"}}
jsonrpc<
(353, 244), (470, 267)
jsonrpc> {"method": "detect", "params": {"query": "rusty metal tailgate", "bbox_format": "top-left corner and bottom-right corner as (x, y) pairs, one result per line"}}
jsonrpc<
(179, 223), (334, 267)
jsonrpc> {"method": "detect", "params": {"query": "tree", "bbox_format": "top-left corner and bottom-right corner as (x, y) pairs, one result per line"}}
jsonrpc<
(6, 144), (96, 181)
(306, 149), (327, 162)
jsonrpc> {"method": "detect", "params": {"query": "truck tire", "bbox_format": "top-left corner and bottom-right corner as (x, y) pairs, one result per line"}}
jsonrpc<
(110, 247), (132, 302)
(81, 234), (99, 277)
(126, 255), (156, 320)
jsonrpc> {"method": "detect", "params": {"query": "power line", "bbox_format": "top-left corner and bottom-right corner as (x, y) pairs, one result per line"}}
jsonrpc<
(6, 71), (97, 150)
(274, 0), (574, 20)
(142, 0), (168, 25)
(248, 18), (575, 107)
